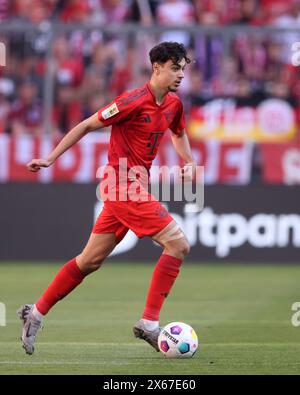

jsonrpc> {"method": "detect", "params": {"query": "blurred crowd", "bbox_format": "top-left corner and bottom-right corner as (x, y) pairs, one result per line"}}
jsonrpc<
(0, 0), (300, 137)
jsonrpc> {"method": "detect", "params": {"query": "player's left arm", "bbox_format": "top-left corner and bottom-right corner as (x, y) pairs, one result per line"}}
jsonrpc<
(171, 129), (196, 181)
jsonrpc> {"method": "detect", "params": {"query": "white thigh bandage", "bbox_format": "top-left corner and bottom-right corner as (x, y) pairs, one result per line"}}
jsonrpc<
(154, 221), (185, 244)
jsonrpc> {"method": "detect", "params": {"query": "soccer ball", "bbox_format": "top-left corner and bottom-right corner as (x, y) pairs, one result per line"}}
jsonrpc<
(158, 322), (198, 358)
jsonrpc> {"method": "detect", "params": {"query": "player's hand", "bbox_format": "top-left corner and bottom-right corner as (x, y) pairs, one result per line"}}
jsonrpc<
(181, 161), (196, 182)
(27, 159), (52, 172)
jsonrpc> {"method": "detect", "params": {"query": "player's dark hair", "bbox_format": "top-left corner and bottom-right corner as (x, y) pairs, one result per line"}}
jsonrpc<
(149, 42), (191, 66)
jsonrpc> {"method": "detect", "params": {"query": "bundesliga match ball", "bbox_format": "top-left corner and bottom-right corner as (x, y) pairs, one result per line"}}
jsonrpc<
(158, 322), (198, 358)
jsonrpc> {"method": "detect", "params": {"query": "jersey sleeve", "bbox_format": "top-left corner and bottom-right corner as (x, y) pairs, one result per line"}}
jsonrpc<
(169, 100), (185, 136)
(97, 91), (139, 126)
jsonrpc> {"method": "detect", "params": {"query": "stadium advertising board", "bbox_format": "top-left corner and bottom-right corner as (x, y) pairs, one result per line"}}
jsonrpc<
(188, 97), (297, 142)
(0, 135), (253, 185)
(0, 185), (298, 263)
(261, 143), (300, 184)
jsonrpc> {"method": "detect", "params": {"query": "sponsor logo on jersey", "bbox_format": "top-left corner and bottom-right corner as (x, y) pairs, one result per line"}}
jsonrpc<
(101, 102), (119, 120)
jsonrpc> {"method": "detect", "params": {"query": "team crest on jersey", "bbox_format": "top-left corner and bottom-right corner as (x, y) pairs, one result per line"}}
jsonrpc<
(101, 102), (119, 120)
(155, 206), (168, 218)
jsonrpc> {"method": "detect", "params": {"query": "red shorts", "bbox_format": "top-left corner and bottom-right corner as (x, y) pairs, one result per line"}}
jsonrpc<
(93, 197), (174, 243)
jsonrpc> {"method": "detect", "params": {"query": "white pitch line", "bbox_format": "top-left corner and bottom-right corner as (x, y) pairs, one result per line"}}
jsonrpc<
(0, 342), (145, 346)
(0, 361), (165, 366)
(0, 361), (300, 367)
(0, 341), (300, 346)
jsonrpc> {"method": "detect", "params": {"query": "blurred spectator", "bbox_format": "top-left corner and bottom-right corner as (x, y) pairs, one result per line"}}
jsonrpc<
(81, 64), (106, 104)
(9, 79), (43, 136)
(109, 46), (135, 96)
(0, 0), (299, 184)
(12, 0), (36, 21)
(12, 0), (57, 24)
(264, 41), (285, 83)
(194, 0), (269, 25)
(193, 0), (238, 25)
(156, 0), (196, 46)
(266, 81), (297, 105)
(235, 34), (267, 88)
(82, 93), (106, 118)
(188, 68), (210, 106)
(194, 34), (223, 82)
(100, 0), (131, 24)
(261, 0), (293, 23)
(0, 92), (10, 133)
(234, 76), (264, 105)
(130, 0), (158, 25)
(60, 0), (90, 23)
(52, 84), (82, 136)
(272, 0), (300, 63)
(0, 0), (299, 147)
(0, 0), (10, 21)
(0, 76), (14, 100)
(234, 0), (261, 25)
(81, 42), (119, 102)
(52, 37), (84, 87)
(131, 66), (152, 88)
(211, 56), (240, 96)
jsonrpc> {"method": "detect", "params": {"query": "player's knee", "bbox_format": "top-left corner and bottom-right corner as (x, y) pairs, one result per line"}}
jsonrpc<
(179, 238), (190, 257)
(89, 256), (104, 271)
(76, 254), (104, 274)
(165, 238), (190, 260)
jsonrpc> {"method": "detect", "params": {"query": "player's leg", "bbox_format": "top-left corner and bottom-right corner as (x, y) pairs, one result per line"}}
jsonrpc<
(113, 194), (190, 351)
(35, 232), (118, 315)
(76, 232), (118, 274)
(17, 203), (129, 355)
(153, 220), (190, 259)
(143, 220), (189, 319)
(133, 220), (189, 350)
(17, 232), (118, 355)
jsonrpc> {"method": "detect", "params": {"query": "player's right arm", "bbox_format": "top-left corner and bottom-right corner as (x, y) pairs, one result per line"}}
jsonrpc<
(27, 112), (104, 172)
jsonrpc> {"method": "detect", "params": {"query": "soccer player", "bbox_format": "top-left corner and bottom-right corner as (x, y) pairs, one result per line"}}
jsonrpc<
(18, 42), (196, 355)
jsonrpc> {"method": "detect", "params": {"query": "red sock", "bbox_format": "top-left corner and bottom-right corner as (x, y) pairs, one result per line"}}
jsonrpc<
(35, 258), (86, 315)
(142, 254), (183, 321)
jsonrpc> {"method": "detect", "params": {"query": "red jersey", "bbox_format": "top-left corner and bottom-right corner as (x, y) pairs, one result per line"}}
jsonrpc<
(97, 83), (185, 173)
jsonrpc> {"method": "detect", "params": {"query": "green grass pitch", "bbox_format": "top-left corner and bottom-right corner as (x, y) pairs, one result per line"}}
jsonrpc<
(1, 262), (300, 375)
